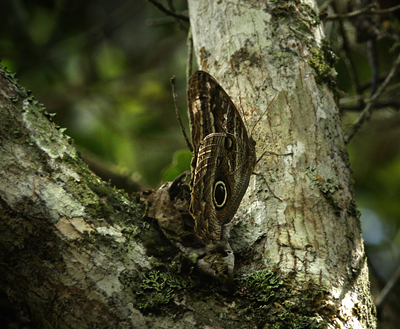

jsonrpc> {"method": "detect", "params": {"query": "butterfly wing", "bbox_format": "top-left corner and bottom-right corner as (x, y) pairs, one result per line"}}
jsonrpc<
(187, 71), (256, 244)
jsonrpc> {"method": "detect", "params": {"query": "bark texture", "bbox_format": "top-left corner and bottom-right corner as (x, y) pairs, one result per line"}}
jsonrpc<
(188, 0), (376, 328)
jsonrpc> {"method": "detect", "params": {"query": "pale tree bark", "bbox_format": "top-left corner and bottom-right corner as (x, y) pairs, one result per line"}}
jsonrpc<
(187, 0), (376, 328)
(0, 1), (377, 329)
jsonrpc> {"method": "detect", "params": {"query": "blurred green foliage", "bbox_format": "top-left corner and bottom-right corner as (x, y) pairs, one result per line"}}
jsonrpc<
(330, 14), (400, 280)
(1, 0), (191, 188)
(162, 148), (191, 182)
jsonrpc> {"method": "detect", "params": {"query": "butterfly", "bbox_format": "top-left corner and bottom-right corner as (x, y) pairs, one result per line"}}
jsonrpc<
(187, 71), (257, 245)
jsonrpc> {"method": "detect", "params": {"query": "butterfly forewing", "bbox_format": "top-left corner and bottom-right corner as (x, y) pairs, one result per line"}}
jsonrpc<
(187, 71), (256, 244)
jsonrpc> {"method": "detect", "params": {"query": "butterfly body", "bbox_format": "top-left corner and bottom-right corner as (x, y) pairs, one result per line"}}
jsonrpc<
(187, 71), (256, 244)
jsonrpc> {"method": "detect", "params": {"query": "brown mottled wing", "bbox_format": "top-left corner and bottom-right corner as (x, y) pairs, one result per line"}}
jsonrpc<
(187, 70), (256, 244)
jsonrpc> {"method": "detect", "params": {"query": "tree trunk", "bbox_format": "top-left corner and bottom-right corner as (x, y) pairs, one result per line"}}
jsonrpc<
(0, 1), (377, 328)
(186, 0), (376, 327)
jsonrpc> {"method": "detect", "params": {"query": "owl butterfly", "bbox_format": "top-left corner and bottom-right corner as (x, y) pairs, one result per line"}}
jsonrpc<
(187, 71), (257, 245)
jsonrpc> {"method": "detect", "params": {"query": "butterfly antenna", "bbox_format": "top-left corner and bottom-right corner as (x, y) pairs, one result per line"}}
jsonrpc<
(250, 94), (277, 137)
(237, 95), (249, 129)
(171, 76), (193, 152)
(186, 28), (193, 82)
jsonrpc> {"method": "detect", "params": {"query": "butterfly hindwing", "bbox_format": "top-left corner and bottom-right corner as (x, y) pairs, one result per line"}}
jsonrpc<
(187, 71), (256, 244)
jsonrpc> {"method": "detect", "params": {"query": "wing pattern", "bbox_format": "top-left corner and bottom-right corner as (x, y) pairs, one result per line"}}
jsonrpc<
(187, 71), (256, 244)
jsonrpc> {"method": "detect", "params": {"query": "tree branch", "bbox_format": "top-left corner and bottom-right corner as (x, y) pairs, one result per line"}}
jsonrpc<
(330, 1), (362, 99)
(375, 264), (400, 309)
(147, 0), (189, 22)
(344, 53), (400, 143)
(340, 99), (400, 112)
(166, 0), (188, 31)
(325, 4), (400, 21)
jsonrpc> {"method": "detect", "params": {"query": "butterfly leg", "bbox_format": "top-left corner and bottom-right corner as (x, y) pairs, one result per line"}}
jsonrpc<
(256, 150), (293, 165)
(253, 172), (283, 202)
(253, 150), (293, 201)
(196, 223), (235, 289)
(172, 236), (234, 289)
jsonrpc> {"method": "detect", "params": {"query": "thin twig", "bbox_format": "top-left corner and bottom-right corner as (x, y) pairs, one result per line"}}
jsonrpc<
(325, 4), (400, 20)
(344, 53), (400, 144)
(341, 99), (400, 112)
(171, 76), (193, 152)
(186, 28), (193, 83)
(331, 1), (362, 97)
(318, 0), (333, 12)
(368, 39), (379, 96)
(359, 75), (387, 93)
(147, 0), (189, 22)
(166, 0), (188, 32)
(375, 264), (400, 309)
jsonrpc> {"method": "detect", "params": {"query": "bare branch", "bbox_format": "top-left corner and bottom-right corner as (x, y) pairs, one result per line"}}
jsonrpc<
(331, 1), (362, 97)
(340, 99), (400, 111)
(375, 264), (400, 309)
(344, 53), (400, 144)
(147, 0), (189, 22)
(167, 0), (188, 32)
(368, 40), (379, 95)
(325, 4), (400, 21)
